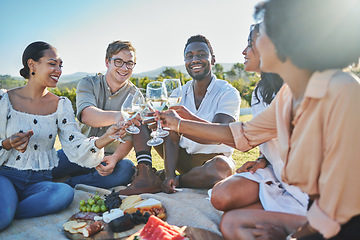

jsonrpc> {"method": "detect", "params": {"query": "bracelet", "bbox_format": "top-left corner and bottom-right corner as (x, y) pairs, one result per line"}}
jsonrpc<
(177, 119), (182, 136)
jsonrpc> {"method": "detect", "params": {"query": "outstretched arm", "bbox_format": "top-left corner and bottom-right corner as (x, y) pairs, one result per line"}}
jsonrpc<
(156, 110), (236, 148)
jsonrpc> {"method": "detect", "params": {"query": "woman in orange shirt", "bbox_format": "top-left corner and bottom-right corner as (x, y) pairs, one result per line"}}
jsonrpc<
(156, 0), (360, 239)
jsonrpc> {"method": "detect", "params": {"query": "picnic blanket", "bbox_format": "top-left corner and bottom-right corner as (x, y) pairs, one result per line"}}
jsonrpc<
(0, 184), (223, 240)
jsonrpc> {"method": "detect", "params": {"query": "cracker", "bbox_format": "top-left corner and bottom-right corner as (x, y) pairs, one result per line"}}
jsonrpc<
(63, 221), (77, 231)
(72, 221), (87, 229)
(69, 227), (78, 234)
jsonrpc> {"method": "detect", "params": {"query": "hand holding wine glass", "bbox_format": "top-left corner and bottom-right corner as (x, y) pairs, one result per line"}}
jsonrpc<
(110, 113), (126, 143)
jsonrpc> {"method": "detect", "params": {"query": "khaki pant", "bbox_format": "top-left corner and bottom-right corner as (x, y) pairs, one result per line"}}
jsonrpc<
(155, 145), (225, 174)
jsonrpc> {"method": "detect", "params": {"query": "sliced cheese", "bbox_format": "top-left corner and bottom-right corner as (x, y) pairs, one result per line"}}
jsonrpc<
(119, 195), (142, 210)
(124, 198), (162, 214)
(134, 198), (161, 208)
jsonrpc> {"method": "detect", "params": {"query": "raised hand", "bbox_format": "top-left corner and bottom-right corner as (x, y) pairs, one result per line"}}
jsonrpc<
(106, 124), (125, 140)
(169, 105), (197, 121)
(8, 130), (34, 153)
(155, 109), (182, 132)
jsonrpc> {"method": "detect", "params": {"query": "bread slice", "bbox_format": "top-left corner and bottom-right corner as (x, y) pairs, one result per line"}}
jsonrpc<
(119, 195), (142, 210)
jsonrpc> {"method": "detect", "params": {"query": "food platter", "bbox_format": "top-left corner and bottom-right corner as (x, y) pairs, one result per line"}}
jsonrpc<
(64, 214), (145, 240)
(63, 205), (167, 239)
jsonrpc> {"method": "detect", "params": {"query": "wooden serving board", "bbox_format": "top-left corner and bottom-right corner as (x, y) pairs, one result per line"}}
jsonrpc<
(125, 226), (223, 240)
(64, 218), (144, 240)
(64, 207), (167, 240)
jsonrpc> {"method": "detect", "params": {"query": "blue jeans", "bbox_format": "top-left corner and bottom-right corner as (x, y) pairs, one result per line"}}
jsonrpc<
(0, 166), (74, 231)
(52, 149), (135, 189)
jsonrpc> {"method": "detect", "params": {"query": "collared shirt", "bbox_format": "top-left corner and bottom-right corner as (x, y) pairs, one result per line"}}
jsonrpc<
(180, 75), (241, 156)
(229, 70), (360, 238)
(76, 74), (137, 154)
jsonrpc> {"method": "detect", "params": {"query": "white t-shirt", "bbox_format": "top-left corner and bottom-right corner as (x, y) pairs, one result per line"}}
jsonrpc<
(177, 76), (241, 156)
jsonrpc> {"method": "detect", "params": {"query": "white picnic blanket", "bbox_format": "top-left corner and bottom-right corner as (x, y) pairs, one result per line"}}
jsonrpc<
(0, 185), (223, 240)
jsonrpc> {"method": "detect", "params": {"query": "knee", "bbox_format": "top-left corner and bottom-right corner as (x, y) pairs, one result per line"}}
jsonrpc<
(0, 213), (13, 231)
(49, 183), (74, 210)
(0, 176), (17, 231)
(211, 183), (233, 211)
(220, 212), (237, 239)
(220, 211), (248, 240)
(119, 159), (135, 169)
(209, 156), (234, 180)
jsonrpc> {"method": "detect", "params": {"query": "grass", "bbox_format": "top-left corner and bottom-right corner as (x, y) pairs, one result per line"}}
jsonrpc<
(55, 114), (258, 170)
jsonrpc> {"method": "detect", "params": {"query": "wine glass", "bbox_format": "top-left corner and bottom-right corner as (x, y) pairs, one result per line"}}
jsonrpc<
(146, 81), (168, 146)
(110, 113), (126, 143)
(132, 88), (147, 115)
(164, 79), (182, 108)
(141, 104), (162, 146)
(122, 93), (140, 134)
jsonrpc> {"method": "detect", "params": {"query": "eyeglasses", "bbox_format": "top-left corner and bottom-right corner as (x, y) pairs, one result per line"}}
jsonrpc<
(110, 58), (136, 69)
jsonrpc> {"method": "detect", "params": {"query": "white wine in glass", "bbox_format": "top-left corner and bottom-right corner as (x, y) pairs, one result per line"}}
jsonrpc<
(164, 79), (182, 108)
(122, 93), (140, 134)
(146, 81), (169, 146)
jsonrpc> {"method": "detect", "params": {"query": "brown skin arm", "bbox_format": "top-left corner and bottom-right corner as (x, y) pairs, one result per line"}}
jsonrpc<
(156, 110), (236, 148)
(181, 113), (236, 145)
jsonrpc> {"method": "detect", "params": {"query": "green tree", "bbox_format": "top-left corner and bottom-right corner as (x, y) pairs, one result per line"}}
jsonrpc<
(160, 67), (182, 79)
(49, 87), (77, 113)
(214, 63), (224, 79)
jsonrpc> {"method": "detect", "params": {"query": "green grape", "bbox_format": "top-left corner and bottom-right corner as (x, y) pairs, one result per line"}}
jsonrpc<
(81, 206), (87, 212)
(86, 206), (91, 212)
(79, 200), (86, 206)
(94, 195), (101, 201)
(79, 206), (83, 211)
(100, 205), (107, 212)
(94, 205), (101, 213)
(96, 200), (103, 205)
(87, 198), (95, 206)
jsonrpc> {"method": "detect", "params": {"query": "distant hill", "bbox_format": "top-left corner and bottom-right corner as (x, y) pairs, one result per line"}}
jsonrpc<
(59, 72), (99, 83)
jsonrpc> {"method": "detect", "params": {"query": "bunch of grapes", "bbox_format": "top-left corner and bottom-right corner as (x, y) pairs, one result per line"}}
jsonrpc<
(79, 193), (107, 213)
(104, 190), (122, 211)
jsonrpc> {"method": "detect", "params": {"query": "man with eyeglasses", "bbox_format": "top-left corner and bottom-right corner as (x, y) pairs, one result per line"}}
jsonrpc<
(52, 41), (162, 192)
(153, 35), (241, 193)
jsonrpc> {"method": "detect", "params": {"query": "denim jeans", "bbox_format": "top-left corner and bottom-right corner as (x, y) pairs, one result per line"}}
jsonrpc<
(0, 166), (74, 231)
(52, 149), (135, 189)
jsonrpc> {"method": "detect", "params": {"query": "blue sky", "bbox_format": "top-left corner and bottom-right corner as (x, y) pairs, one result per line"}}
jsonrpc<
(0, 0), (262, 77)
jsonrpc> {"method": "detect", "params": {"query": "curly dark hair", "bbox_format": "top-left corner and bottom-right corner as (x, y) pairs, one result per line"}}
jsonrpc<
(184, 35), (214, 56)
(254, 0), (360, 71)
